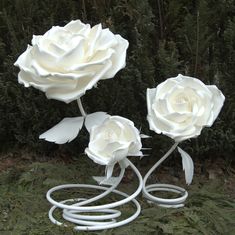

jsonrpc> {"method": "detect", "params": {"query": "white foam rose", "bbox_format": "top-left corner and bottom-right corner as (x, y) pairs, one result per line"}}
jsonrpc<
(147, 74), (225, 142)
(14, 20), (129, 103)
(85, 115), (143, 178)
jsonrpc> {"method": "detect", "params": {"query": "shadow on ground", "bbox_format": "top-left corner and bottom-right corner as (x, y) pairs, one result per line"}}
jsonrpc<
(0, 154), (234, 235)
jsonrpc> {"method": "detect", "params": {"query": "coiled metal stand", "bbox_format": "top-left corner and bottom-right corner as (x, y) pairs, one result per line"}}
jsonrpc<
(46, 159), (143, 231)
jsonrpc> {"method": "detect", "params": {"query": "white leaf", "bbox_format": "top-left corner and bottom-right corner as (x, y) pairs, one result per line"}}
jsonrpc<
(85, 112), (110, 132)
(93, 176), (120, 186)
(127, 151), (143, 157)
(141, 154), (150, 159)
(105, 164), (115, 179)
(39, 117), (84, 144)
(140, 134), (151, 138)
(141, 148), (152, 150)
(178, 147), (194, 185)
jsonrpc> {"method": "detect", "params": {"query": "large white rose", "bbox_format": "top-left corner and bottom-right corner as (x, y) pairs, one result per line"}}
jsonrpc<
(147, 74), (225, 142)
(85, 116), (142, 168)
(14, 20), (129, 103)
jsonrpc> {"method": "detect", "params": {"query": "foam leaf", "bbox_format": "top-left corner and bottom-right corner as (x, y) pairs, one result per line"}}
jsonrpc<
(93, 176), (120, 186)
(39, 117), (84, 144)
(140, 134), (151, 138)
(178, 147), (194, 185)
(127, 151), (144, 157)
(105, 164), (115, 179)
(85, 112), (110, 132)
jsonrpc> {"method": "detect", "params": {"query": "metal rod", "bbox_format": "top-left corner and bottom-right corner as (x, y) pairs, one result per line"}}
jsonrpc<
(142, 142), (188, 208)
(77, 98), (87, 117)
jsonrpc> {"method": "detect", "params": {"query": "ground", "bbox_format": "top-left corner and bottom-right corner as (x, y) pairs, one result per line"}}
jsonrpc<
(0, 151), (234, 235)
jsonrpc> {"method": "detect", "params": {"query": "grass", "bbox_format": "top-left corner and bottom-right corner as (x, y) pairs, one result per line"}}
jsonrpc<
(0, 155), (234, 235)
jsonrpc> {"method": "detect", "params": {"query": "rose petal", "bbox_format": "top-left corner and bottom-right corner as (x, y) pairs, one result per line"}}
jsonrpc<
(103, 35), (129, 79)
(45, 60), (112, 103)
(14, 45), (33, 73)
(146, 88), (161, 134)
(154, 98), (171, 115)
(112, 146), (129, 163)
(172, 74), (212, 97)
(85, 147), (109, 165)
(206, 85), (225, 126)
(96, 28), (118, 50)
(32, 45), (59, 71)
(18, 70), (57, 92)
(69, 48), (114, 71)
(59, 36), (85, 66)
(87, 24), (102, 57)
(155, 79), (177, 99)
(102, 142), (126, 158)
(64, 20), (87, 33)
(32, 35), (42, 45)
(85, 112), (110, 132)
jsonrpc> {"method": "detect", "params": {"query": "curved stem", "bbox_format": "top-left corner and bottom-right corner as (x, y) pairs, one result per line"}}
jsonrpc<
(77, 98), (87, 117)
(143, 142), (179, 186)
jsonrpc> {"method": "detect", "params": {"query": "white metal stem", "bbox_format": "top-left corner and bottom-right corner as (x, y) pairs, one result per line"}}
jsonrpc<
(142, 142), (188, 208)
(77, 98), (86, 117)
(46, 159), (143, 231)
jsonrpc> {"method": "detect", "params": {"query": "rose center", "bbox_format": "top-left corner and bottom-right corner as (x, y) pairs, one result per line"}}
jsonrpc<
(175, 95), (188, 104)
(173, 94), (192, 112)
(104, 130), (118, 141)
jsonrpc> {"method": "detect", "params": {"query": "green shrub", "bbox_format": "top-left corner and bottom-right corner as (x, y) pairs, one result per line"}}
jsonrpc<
(0, 0), (234, 160)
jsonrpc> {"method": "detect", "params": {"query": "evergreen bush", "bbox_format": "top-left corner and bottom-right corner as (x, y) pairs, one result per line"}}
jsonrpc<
(0, 0), (234, 160)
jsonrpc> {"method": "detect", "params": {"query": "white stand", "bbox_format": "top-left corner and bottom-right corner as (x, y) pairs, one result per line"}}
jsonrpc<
(46, 159), (143, 231)
(142, 142), (188, 208)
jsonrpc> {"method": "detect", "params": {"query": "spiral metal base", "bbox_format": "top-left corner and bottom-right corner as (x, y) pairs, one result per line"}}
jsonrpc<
(46, 160), (143, 231)
(142, 142), (188, 208)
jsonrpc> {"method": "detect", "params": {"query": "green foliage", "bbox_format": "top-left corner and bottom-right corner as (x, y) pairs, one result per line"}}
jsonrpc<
(0, 160), (234, 234)
(0, 0), (234, 159)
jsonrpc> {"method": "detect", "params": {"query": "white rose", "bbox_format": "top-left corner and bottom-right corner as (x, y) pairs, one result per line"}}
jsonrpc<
(85, 116), (142, 167)
(14, 20), (129, 103)
(147, 74), (225, 142)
